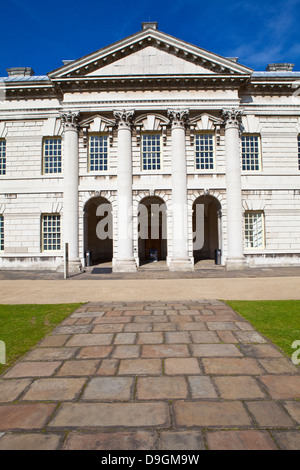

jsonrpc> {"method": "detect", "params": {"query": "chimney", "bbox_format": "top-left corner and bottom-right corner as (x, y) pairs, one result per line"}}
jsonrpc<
(6, 67), (35, 77)
(142, 22), (158, 30)
(266, 63), (294, 71)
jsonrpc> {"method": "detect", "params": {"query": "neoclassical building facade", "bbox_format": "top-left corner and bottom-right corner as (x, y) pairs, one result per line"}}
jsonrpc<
(0, 22), (300, 272)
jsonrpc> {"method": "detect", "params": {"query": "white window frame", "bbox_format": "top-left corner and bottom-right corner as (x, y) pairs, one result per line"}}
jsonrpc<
(298, 135), (300, 170)
(195, 132), (215, 171)
(141, 133), (162, 172)
(244, 211), (265, 250)
(241, 134), (262, 172)
(42, 137), (62, 175)
(88, 133), (109, 173)
(41, 214), (61, 252)
(0, 215), (4, 251)
(0, 139), (6, 176)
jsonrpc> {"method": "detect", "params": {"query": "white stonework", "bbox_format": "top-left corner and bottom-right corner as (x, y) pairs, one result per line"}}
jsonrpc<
(0, 23), (299, 271)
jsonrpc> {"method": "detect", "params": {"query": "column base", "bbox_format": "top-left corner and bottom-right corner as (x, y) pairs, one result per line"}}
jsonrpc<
(113, 258), (137, 273)
(225, 257), (248, 271)
(169, 258), (194, 272)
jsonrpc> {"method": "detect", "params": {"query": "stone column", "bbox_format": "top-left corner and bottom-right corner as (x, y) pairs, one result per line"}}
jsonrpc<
(113, 110), (137, 272)
(61, 111), (81, 272)
(168, 109), (193, 271)
(222, 108), (246, 270)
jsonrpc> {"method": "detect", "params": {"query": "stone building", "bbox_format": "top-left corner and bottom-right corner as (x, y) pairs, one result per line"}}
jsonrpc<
(0, 22), (300, 272)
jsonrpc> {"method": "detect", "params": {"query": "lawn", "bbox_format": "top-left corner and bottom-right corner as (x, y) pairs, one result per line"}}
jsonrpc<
(0, 303), (82, 375)
(225, 300), (300, 359)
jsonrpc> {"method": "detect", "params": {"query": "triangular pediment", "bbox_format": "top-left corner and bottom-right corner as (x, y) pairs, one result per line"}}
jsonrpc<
(86, 46), (215, 76)
(48, 26), (253, 80)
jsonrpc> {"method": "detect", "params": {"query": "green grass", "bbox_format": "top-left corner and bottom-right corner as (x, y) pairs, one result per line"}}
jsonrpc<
(0, 303), (82, 375)
(225, 300), (300, 358)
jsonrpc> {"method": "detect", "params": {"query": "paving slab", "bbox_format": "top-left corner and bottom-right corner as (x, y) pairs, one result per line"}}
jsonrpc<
(206, 430), (278, 450)
(0, 300), (299, 450)
(62, 431), (157, 450)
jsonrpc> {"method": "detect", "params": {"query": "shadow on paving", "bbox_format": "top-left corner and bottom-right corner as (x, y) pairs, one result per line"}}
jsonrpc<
(1, 266), (300, 281)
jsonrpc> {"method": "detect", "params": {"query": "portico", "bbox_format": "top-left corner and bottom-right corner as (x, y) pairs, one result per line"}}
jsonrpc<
(58, 104), (259, 272)
(62, 105), (245, 273)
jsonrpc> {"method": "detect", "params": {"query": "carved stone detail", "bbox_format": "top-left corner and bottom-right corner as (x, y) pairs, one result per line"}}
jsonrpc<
(222, 108), (243, 129)
(113, 109), (135, 129)
(60, 110), (80, 130)
(167, 109), (189, 129)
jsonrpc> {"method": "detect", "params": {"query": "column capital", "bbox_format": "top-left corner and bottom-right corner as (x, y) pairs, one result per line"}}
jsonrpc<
(113, 109), (135, 129)
(60, 110), (80, 131)
(167, 109), (189, 129)
(222, 108), (243, 129)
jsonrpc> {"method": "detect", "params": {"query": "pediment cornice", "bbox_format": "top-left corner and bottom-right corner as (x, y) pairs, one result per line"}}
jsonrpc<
(48, 28), (253, 81)
(49, 75), (251, 94)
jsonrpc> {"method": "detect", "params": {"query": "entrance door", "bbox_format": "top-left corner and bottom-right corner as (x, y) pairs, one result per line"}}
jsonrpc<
(193, 195), (221, 262)
(84, 196), (113, 265)
(138, 196), (167, 263)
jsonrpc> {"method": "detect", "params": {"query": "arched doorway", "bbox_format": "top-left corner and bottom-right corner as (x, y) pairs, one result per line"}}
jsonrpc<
(138, 196), (167, 264)
(193, 195), (221, 263)
(83, 196), (113, 265)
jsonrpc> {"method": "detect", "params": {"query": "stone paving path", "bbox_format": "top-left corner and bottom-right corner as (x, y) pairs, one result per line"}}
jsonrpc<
(0, 300), (299, 450)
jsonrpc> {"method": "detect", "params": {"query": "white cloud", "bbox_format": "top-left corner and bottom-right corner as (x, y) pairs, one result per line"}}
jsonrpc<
(227, 0), (300, 68)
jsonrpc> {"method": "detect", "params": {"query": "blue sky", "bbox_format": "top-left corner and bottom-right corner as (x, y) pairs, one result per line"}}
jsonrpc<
(1, 0), (300, 76)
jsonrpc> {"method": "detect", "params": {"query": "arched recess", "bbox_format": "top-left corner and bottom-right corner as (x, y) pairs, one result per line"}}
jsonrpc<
(192, 195), (222, 262)
(83, 196), (113, 265)
(138, 196), (167, 264)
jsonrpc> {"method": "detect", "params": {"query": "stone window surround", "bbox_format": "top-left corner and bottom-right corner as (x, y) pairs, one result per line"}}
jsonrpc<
(41, 214), (61, 252)
(244, 210), (265, 250)
(298, 134), (300, 170)
(42, 136), (62, 175)
(0, 215), (3, 251)
(241, 134), (262, 172)
(194, 131), (215, 171)
(0, 139), (6, 176)
(88, 132), (109, 173)
(141, 132), (162, 172)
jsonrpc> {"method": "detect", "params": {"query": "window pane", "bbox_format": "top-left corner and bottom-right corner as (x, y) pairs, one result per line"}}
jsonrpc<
(0, 140), (6, 175)
(89, 135), (108, 171)
(142, 135), (161, 170)
(43, 138), (62, 174)
(244, 212), (264, 249)
(42, 215), (61, 251)
(0, 215), (4, 251)
(195, 134), (214, 170)
(241, 135), (260, 171)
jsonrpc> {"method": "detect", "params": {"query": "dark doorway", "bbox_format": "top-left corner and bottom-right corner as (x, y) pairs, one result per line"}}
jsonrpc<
(193, 195), (221, 262)
(84, 196), (113, 265)
(138, 196), (167, 264)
